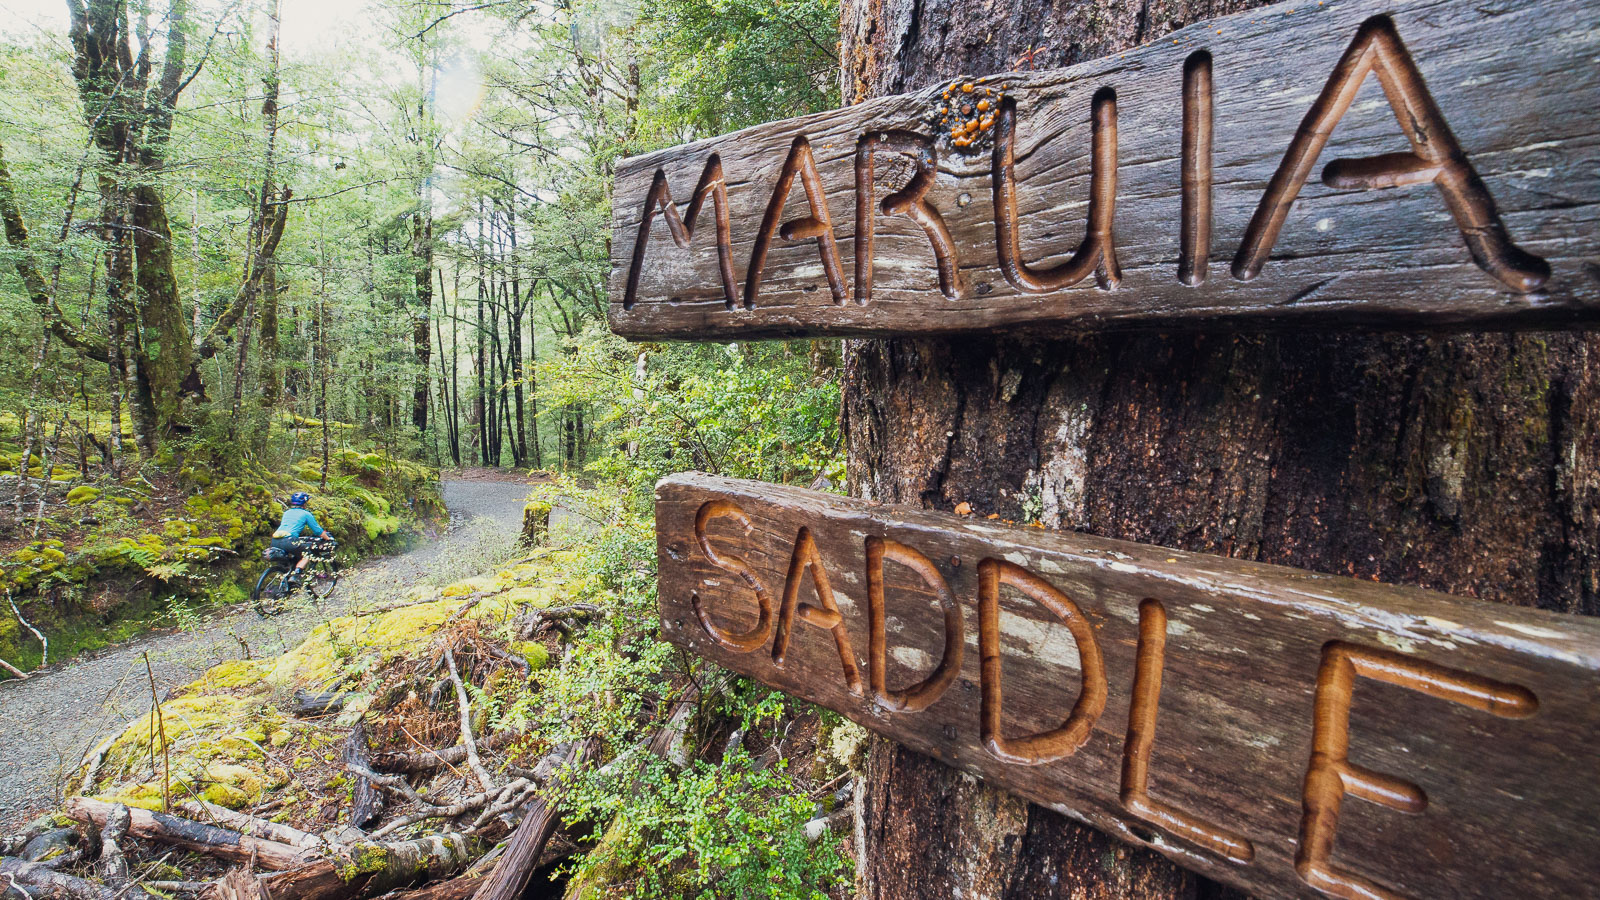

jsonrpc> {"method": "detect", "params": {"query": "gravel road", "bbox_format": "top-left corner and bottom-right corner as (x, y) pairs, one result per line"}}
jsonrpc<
(0, 474), (537, 832)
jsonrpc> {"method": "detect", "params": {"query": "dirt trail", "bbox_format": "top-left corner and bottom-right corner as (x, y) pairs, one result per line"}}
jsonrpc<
(0, 473), (537, 831)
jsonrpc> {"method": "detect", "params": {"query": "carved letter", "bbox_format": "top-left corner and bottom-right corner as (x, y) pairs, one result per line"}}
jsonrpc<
(865, 536), (963, 712)
(773, 527), (863, 695)
(1296, 641), (1538, 900)
(1179, 52), (1213, 287)
(1233, 15), (1548, 293)
(690, 500), (774, 652)
(1121, 599), (1255, 864)
(977, 558), (1107, 765)
(623, 155), (739, 310)
(746, 137), (847, 308)
(854, 132), (963, 304)
(993, 88), (1121, 293)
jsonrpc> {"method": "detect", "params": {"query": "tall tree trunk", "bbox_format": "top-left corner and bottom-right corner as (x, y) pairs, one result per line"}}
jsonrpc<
(12, 327), (52, 512)
(434, 269), (459, 467)
(68, 0), (199, 447)
(487, 262), (503, 465)
(505, 204), (528, 465)
(526, 308), (540, 470)
(412, 211), (433, 435)
(475, 206), (489, 466)
(191, 189), (204, 339)
(316, 245), (331, 488)
(255, 0), (284, 412)
(101, 182), (159, 459)
(410, 53), (437, 438)
(130, 183), (194, 433)
(839, 2), (1600, 899)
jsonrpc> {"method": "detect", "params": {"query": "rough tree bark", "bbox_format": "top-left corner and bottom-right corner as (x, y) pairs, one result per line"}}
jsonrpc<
(256, 0), (285, 409)
(67, 0), (198, 451)
(838, 1), (1600, 898)
(412, 209), (433, 436)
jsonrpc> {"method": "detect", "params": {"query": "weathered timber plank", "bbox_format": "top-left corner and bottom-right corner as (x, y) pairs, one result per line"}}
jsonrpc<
(654, 473), (1600, 900)
(609, 0), (1600, 338)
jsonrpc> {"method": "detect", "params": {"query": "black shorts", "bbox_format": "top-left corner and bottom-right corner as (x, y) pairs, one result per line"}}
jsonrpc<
(271, 535), (331, 560)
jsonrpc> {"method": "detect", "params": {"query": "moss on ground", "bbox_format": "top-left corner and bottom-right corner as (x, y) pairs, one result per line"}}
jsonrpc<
(79, 547), (570, 813)
(0, 445), (444, 677)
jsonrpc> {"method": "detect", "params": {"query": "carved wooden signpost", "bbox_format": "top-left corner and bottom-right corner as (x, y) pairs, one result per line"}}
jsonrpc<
(609, 0), (1600, 338)
(655, 473), (1600, 900)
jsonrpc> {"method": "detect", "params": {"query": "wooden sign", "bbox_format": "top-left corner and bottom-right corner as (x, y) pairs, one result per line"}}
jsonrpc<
(610, 0), (1600, 339)
(655, 473), (1600, 900)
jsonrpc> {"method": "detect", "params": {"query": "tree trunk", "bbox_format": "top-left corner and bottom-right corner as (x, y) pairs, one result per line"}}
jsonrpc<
(68, 0), (199, 448)
(101, 183), (159, 459)
(506, 213), (528, 466)
(256, 0), (284, 412)
(839, 2), (1600, 899)
(525, 303), (540, 470)
(130, 183), (196, 434)
(476, 204), (490, 466)
(413, 211), (433, 435)
(435, 272), (461, 467)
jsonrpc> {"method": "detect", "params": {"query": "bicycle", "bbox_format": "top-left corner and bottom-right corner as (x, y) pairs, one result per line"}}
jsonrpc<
(252, 541), (341, 615)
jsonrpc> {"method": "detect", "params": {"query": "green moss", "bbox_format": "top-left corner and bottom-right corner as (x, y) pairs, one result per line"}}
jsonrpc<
(186, 659), (270, 692)
(362, 513), (401, 541)
(508, 641), (550, 671)
(337, 844), (391, 881)
(205, 763), (266, 796)
(105, 781), (168, 812)
(562, 822), (633, 900)
(66, 486), (102, 505)
(201, 782), (251, 809)
(207, 580), (249, 608)
(441, 576), (498, 598)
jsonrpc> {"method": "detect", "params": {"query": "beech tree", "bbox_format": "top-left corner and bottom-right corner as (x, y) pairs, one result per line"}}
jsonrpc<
(67, 0), (201, 452)
(839, 0), (1599, 897)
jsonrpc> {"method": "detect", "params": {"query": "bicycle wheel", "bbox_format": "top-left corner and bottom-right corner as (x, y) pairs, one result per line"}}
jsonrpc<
(307, 560), (341, 600)
(253, 567), (292, 615)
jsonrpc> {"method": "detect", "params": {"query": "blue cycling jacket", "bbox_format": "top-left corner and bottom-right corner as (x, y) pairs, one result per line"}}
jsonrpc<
(274, 508), (325, 539)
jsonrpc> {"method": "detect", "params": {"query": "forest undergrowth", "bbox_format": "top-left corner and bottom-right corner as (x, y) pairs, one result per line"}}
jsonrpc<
(1, 487), (858, 900)
(0, 421), (443, 677)
(3, 337), (857, 899)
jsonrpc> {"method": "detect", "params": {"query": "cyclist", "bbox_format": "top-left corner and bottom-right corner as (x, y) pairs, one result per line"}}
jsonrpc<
(271, 492), (335, 586)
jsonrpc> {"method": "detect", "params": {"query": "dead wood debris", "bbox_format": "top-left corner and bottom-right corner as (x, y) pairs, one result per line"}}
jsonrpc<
(1, 606), (830, 900)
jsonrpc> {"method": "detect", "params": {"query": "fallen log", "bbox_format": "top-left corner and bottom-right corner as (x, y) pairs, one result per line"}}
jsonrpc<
(468, 741), (593, 900)
(512, 605), (601, 640)
(360, 777), (531, 842)
(370, 733), (514, 775)
(212, 869), (269, 900)
(178, 801), (322, 850)
(96, 803), (131, 884)
(63, 799), (318, 872)
(373, 876), (483, 900)
(291, 691), (345, 718)
(480, 646), (528, 679)
(0, 857), (111, 900)
(343, 723), (383, 830)
(234, 833), (478, 900)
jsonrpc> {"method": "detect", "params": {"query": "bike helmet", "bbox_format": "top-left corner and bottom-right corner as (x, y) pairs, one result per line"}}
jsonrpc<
(289, 491), (311, 507)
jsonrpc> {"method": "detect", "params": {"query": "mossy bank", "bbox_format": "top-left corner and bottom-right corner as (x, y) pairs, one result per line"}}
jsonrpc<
(0, 447), (443, 677)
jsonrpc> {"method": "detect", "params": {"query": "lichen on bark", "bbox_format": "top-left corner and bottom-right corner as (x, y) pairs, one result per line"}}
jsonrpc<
(839, 0), (1600, 896)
